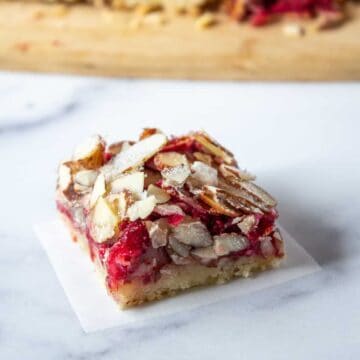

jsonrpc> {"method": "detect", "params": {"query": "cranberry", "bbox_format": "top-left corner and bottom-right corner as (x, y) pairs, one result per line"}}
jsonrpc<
(105, 220), (150, 289)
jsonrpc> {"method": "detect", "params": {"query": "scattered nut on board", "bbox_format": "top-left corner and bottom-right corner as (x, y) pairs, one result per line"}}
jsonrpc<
(282, 23), (305, 37)
(195, 12), (217, 30)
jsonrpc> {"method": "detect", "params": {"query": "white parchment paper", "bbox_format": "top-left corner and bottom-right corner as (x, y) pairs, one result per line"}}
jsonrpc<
(34, 220), (320, 333)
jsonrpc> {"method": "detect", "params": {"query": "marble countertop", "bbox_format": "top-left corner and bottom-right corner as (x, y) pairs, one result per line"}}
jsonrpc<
(1, 72), (359, 359)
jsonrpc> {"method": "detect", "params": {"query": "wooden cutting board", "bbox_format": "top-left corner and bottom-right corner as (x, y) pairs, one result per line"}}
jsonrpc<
(0, 2), (359, 80)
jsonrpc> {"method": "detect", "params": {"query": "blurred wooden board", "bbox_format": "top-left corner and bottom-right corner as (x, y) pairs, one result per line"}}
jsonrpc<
(0, 2), (359, 80)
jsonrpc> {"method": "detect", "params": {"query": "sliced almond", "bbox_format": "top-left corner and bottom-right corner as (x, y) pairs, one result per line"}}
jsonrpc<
(107, 190), (135, 219)
(154, 152), (188, 170)
(260, 236), (274, 258)
(237, 214), (258, 235)
(191, 161), (218, 186)
(153, 204), (185, 217)
(112, 133), (167, 173)
(90, 173), (106, 208)
(58, 163), (72, 191)
(147, 184), (171, 204)
(272, 230), (285, 256)
(199, 186), (239, 217)
(193, 151), (213, 166)
(236, 181), (277, 208)
(218, 179), (270, 212)
(214, 233), (249, 256)
(91, 196), (119, 243)
(194, 131), (235, 165)
(219, 164), (255, 182)
(171, 221), (213, 247)
(139, 128), (162, 140)
(146, 219), (169, 248)
(191, 246), (218, 262)
(127, 195), (157, 221)
(108, 141), (133, 156)
(73, 170), (98, 193)
(73, 135), (105, 169)
(161, 164), (191, 187)
(110, 171), (144, 195)
(168, 235), (191, 257)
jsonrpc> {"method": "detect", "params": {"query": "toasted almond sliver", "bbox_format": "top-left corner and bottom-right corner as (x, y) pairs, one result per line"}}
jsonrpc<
(58, 163), (72, 191)
(91, 197), (119, 243)
(191, 246), (218, 262)
(214, 233), (249, 256)
(147, 184), (171, 204)
(127, 195), (157, 221)
(199, 186), (239, 217)
(161, 164), (191, 187)
(219, 164), (256, 182)
(110, 171), (144, 195)
(90, 173), (106, 208)
(191, 161), (218, 186)
(154, 151), (188, 170)
(112, 133), (167, 173)
(168, 235), (191, 257)
(171, 221), (213, 247)
(194, 131), (234, 165)
(73, 135), (103, 161)
(74, 170), (98, 187)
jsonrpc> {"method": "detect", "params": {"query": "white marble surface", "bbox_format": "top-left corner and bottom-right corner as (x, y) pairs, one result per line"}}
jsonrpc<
(1, 72), (359, 359)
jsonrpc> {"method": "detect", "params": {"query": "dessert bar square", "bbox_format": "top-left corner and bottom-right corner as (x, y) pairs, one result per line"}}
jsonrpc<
(56, 129), (284, 308)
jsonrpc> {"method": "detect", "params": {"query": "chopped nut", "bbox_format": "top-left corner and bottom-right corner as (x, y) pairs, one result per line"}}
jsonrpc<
(219, 164), (255, 182)
(91, 197), (119, 243)
(127, 195), (157, 221)
(153, 204), (185, 217)
(214, 233), (249, 256)
(161, 164), (191, 187)
(154, 152), (188, 170)
(194, 131), (235, 165)
(112, 133), (167, 173)
(110, 171), (144, 195)
(108, 141), (133, 156)
(193, 151), (213, 166)
(168, 235), (191, 257)
(58, 163), (72, 191)
(73, 135), (105, 169)
(199, 186), (239, 217)
(171, 221), (213, 247)
(90, 173), (106, 208)
(147, 184), (171, 204)
(73, 170), (98, 190)
(191, 161), (218, 186)
(195, 12), (217, 30)
(146, 219), (169, 248)
(139, 128), (161, 140)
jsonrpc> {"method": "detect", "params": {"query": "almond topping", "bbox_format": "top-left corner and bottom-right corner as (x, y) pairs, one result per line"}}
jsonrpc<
(112, 133), (167, 173)
(260, 236), (274, 258)
(161, 164), (191, 187)
(199, 186), (239, 217)
(90, 173), (106, 208)
(127, 195), (157, 221)
(58, 163), (72, 191)
(110, 171), (144, 195)
(153, 204), (185, 217)
(91, 196), (119, 243)
(154, 152), (188, 170)
(171, 221), (213, 247)
(214, 233), (249, 256)
(194, 131), (235, 165)
(72, 135), (105, 169)
(73, 170), (98, 193)
(191, 161), (218, 186)
(219, 164), (255, 182)
(146, 219), (169, 248)
(193, 151), (213, 166)
(168, 235), (191, 257)
(147, 184), (171, 204)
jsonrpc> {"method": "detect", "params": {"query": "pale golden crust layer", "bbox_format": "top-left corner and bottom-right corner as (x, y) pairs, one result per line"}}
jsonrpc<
(61, 214), (281, 308)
